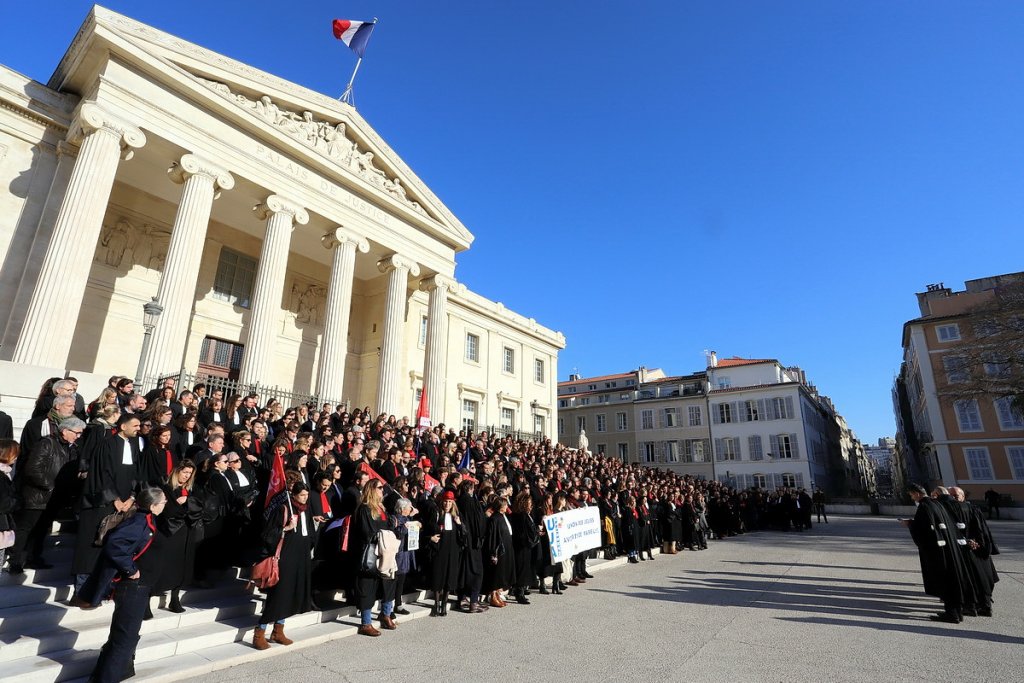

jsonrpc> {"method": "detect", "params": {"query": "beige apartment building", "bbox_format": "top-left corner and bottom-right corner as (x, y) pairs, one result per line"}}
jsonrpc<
(557, 367), (714, 479)
(0, 8), (563, 435)
(895, 273), (1024, 501)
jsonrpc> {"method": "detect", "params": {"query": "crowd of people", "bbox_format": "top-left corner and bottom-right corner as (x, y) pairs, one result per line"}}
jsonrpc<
(1, 375), (841, 681)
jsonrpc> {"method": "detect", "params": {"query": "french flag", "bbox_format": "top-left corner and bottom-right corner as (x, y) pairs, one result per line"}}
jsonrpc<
(332, 19), (376, 58)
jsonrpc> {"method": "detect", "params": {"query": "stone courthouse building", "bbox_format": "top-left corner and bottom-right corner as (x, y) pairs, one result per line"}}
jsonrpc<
(0, 7), (563, 435)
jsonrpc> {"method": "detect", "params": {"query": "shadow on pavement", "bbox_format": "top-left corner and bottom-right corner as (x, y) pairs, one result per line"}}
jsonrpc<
(723, 560), (919, 574)
(776, 615), (1024, 645)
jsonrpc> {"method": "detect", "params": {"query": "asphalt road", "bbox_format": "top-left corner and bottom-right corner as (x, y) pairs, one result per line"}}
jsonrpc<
(186, 515), (1024, 683)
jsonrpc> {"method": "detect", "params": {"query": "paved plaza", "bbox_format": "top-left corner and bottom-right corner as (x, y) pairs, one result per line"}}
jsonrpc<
(191, 516), (1024, 683)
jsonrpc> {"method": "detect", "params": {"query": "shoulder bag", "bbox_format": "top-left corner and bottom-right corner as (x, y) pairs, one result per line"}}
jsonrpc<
(250, 507), (288, 590)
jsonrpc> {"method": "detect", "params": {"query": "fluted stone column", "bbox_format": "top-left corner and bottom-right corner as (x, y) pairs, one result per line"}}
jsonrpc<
(139, 155), (234, 380)
(239, 195), (308, 386)
(317, 227), (370, 400)
(12, 103), (146, 367)
(376, 254), (420, 417)
(419, 274), (457, 425)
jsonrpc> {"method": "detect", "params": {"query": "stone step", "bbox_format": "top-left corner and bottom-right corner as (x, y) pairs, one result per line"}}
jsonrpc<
(2, 590), (433, 683)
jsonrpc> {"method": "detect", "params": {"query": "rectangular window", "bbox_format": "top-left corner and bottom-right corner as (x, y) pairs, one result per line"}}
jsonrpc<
(777, 434), (794, 459)
(664, 407), (678, 427)
(744, 400), (760, 422)
(717, 403), (733, 424)
(596, 414), (607, 432)
(598, 394), (609, 403)
(771, 397), (791, 420)
(748, 435), (764, 461)
(936, 324), (961, 342)
(558, 399), (568, 408)
(995, 397), (1024, 430)
(579, 397), (590, 405)
(500, 407), (515, 429)
(465, 333), (480, 362)
(641, 409), (654, 430)
(943, 355), (969, 383)
(503, 347), (515, 374)
(617, 443), (629, 461)
(534, 358), (545, 384)
(418, 316), (428, 347)
(577, 416), (586, 433)
(616, 412), (628, 430)
(965, 447), (994, 480)
(666, 441), (679, 463)
(461, 399), (478, 434)
(954, 399), (983, 432)
(597, 444), (606, 455)
(212, 248), (256, 308)
(642, 442), (656, 463)
(983, 352), (1011, 378)
(558, 418), (564, 436)
(720, 437), (738, 461)
(534, 415), (545, 436)
(782, 474), (797, 488)
(1007, 446), (1024, 479)
(751, 474), (766, 489)
(693, 440), (705, 462)
(688, 405), (701, 426)
(198, 336), (245, 380)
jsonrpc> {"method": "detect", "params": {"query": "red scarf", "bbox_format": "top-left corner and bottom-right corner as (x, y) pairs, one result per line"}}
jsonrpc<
(164, 449), (173, 476)
(319, 491), (330, 516)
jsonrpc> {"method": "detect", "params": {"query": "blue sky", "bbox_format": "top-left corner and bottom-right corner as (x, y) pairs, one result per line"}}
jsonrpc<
(5, 2), (1024, 442)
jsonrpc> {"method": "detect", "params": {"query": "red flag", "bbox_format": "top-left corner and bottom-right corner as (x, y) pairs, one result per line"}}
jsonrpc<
(415, 387), (431, 436)
(265, 449), (287, 507)
(424, 473), (441, 491)
(360, 460), (385, 484)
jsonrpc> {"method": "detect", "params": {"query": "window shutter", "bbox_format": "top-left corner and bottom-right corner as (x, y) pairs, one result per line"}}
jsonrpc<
(732, 402), (741, 423)
(769, 434), (779, 459)
(738, 403), (747, 423)
(795, 472), (805, 488)
(771, 473), (782, 489)
(757, 399), (766, 421)
(790, 434), (800, 460)
(785, 396), (795, 419)
(712, 404), (720, 424)
(765, 399), (776, 421)
(734, 437), (743, 460)
(747, 436), (758, 461)
(715, 438), (724, 462)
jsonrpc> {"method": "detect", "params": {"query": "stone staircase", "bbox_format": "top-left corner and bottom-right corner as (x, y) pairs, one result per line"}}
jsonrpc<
(0, 523), (634, 682)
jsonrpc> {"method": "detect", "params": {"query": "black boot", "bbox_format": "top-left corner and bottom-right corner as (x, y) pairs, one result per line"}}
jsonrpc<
(552, 583), (561, 595)
(439, 592), (448, 616)
(168, 589), (185, 613)
(431, 596), (441, 617)
(539, 583), (549, 595)
(143, 602), (153, 621)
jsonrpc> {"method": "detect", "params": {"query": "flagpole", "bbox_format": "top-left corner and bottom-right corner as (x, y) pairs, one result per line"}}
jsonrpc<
(339, 57), (362, 105)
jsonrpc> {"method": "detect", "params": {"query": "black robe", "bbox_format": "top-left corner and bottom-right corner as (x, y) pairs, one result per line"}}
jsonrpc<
(422, 509), (464, 592)
(908, 497), (976, 609)
(152, 484), (204, 591)
(259, 503), (314, 623)
(73, 434), (139, 574)
(139, 444), (177, 487)
(483, 512), (515, 591)
(937, 496), (997, 608)
(509, 511), (539, 587)
(351, 504), (395, 610)
(619, 507), (640, 553)
(456, 493), (486, 584)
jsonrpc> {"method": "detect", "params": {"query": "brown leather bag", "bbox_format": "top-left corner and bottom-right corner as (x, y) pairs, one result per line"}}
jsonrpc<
(250, 507), (287, 590)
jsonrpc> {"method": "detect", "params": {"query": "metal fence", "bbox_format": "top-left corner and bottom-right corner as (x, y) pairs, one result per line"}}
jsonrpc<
(138, 370), (345, 410)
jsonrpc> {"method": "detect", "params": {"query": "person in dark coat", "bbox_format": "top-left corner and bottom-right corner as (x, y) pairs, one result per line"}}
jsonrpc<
(455, 481), (486, 610)
(903, 484), (977, 623)
(637, 496), (654, 561)
(0, 411), (13, 440)
(72, 415), (142, 592)
(9, 418), (84, 573)
(21, 394), (76, 460)
(153, 460), (203, 614)
(620, 495), (641, 563)
(78, 486), (167, 683)
(423, 489), (465, 616)
(658, 496), (679, 555)
(252, 482), (314, 650)
(484, 497), (516, 607)
(351, 480), (397, 636)
(139, 426), (176, 487)
(0, 440), (19, 571)
(941, 486), (999, 617)
(509, 491), (540, 605)
(952, 487), (999, 616)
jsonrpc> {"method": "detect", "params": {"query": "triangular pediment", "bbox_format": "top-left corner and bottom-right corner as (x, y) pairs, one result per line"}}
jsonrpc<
(56, 6), (474, 251)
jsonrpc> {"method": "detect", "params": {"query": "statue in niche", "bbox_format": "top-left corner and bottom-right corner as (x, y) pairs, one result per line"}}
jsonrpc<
(99, 220), (134, 267)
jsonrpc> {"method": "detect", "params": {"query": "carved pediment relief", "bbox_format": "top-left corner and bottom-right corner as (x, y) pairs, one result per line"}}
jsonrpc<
(288, 276), (328, 327)
(195, 78), (427, 218)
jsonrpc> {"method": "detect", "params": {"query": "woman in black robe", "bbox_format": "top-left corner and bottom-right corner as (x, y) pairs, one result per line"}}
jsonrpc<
(171, 413), (203, 462)
(252, 481), (314, 650)
(154, 459), (203, 613)
(483, 497), (516, 607)
(351, 480), (397, 636)
(533, 492), (563, 593)
(194, 453), (233, 581)
(637, 495), (655, 560)
(422, 489), (464, 616)
(455, 481), (486, 611)
(509, 491), (539, 604)
(658, 495), (678, 555)
(620, 495), (641, 564)
(139, 426), (176, 487)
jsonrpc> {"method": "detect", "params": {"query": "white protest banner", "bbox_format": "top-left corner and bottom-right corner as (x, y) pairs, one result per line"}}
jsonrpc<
(543, 506), (602, 563)
(406, 521), (421, 551)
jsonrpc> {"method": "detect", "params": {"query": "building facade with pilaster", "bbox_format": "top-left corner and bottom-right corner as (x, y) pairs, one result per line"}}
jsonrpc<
(0, 8), (563, 437)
